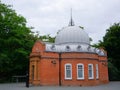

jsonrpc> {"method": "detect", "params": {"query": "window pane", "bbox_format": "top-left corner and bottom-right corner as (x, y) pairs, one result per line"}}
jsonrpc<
(66, 65), (70, 69)
(66, 70), (71, 77)
(77, 64), (84, 79)
(89, 70), (92, 77)
(96, 64), (99, 79)
(65, 64), (72, 79)
(88, 64), (93, 79)
(89, 65), (92, 70)
(78, 70), (83, 77)
(78, 65), (82, 69)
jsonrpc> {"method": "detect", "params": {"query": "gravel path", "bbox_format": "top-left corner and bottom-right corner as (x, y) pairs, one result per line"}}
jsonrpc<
(0, 81), (120, 90)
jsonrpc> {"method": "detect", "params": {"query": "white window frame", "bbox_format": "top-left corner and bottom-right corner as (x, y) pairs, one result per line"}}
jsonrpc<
(65, 64), (72, 80)
(88, 64), (94, 79)
(96, 64), (99, 79)
(77, 64), (84, 80)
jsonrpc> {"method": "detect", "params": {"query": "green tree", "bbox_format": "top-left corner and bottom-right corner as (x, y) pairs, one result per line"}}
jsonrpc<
(39, 34), (55, 43)
(0, 1), (37, 82)
(93, 23), (120, 81)
(103, 23), (120, 81)
(103, 23), (120, 70)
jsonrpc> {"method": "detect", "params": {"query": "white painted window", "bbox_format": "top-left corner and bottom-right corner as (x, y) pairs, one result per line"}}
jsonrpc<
(65, 64), (72, 79)
(96, 64), (99, 79)
(88, 64), (94, 79)
(77, 64), (84, 79)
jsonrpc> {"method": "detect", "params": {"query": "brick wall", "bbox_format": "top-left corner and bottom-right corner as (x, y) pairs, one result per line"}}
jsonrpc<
(29, 41), (109, 86)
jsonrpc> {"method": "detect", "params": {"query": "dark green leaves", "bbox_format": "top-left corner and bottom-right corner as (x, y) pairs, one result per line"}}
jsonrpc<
(0, 1), (37, 82)
(93, 22), (120, 81)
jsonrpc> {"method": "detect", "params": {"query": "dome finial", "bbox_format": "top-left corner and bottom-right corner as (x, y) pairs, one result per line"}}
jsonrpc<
(68, 8), (75, 26)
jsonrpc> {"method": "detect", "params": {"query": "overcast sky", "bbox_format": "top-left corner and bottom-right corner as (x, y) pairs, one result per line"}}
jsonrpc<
(2, 0), (120, 44)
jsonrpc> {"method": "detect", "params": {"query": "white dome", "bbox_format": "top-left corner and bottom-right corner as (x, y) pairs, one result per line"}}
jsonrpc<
(55, 26), (90, 45)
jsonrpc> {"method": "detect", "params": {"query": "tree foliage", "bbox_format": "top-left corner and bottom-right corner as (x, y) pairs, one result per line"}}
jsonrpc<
(39, 34), (55, 43)
(0, 1), (37, 82)
(93, 23), (120, 81)
(103, 23), (120, 69)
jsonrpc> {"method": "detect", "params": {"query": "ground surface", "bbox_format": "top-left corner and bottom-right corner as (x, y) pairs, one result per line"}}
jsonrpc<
(0, 82), (120, 90)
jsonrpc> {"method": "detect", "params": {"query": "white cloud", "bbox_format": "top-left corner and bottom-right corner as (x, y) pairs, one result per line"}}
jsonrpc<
(2, 0), (120, 44)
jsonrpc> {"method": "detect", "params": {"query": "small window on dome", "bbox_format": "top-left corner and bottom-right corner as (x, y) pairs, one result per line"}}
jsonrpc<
(77, 45), (81, 51)
(99, 50), (105, 56)
(94, 48), (96, 52)
(95, 48), (100, 53)
(87, 46), (91, 51)
(66, 46), (70, 51)
(98, 50), (101, 54)
(51, 45), (56, 50)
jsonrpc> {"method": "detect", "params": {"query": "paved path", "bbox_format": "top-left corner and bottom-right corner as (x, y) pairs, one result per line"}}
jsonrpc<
(0, 82), (120, 90)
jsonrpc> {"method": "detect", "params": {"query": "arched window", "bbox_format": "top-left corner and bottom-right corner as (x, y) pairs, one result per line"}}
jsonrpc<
(65, 64), (72, 79)
(77, 64), (84, 79)
(88, 64), (94, 79)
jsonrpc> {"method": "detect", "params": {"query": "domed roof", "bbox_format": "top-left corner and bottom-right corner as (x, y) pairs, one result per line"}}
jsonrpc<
(45, 15), (106, 56)
(55, 26), (90, 45)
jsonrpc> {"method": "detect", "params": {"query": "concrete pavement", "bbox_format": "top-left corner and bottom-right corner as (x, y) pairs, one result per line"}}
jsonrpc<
(0, 81), (120, 90)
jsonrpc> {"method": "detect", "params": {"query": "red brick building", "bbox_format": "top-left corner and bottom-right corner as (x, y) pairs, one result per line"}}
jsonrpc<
(29, 18), (109, 86)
